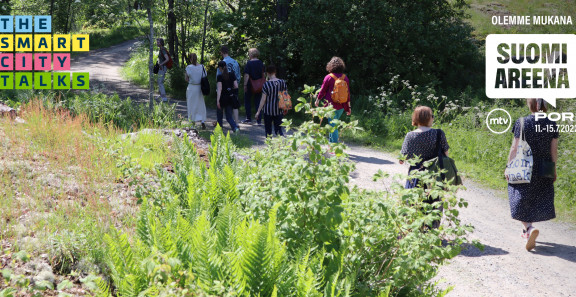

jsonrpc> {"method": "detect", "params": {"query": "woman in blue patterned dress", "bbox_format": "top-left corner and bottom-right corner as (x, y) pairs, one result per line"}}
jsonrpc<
(400, 106), (449, 228)
(507, 98), (559, 251)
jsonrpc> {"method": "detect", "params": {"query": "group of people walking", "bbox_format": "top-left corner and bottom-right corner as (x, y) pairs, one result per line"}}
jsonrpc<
(158, 39), (559, 252)
(400, 99), (558, 251)
(157, 40), (351, 141)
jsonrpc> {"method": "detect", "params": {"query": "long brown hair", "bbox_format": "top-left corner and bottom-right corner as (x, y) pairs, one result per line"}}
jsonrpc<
(218, 60), (230, 81)
(527, 98), (547, 113)
(189, 53), (198, 65)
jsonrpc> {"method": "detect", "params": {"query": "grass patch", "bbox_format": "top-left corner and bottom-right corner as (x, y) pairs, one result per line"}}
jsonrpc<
(198, 129), (253, 149)
(0, 100), (129, 253)
(116, 130), (171, 171)
(0, 98), (176, 293)
(2, 90), (179, 132)
(466, 0), (576, 39)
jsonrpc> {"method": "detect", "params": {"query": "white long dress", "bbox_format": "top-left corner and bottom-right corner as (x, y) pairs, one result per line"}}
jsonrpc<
(185, 64), (207, 122)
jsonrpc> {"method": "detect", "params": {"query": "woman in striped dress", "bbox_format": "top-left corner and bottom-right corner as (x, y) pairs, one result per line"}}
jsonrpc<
(255, 65), (286, 137)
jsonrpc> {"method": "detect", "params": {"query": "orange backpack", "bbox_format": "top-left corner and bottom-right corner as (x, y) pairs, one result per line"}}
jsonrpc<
(329, 73), (349, 104)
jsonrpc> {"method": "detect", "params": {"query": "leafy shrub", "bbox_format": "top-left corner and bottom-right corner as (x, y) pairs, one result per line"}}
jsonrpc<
(103, 128), (329, 296)
(99, 87), (474, 296)
(214, 0), (482, 92)
(239, 96), (359, 253)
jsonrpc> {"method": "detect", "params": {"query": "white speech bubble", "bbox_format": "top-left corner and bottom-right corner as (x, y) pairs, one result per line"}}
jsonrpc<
(486, 34), (576, 107)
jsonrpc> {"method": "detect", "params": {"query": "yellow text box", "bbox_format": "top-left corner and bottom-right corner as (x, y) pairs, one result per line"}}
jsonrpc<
(0, 34), (13, 51)
(34, 34), (52, 52)
(72, 34), (89, 52)
(15, 34), (32, 52)
(53, 34), (70, 52)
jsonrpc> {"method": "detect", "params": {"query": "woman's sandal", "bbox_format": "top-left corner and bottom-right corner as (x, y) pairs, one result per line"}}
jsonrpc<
(526, 226), (539, 251)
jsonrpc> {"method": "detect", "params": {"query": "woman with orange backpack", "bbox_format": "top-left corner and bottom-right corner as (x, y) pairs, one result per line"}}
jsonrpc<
(315, 56), (351, 143)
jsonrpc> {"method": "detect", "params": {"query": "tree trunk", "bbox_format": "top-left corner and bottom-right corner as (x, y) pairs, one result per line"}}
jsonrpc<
(65, 0), (73, 33)
(180, 16), (186, 65)
(167, 0), (178, 66)
(275, 0), (289, 21)
(274, 0), (291, 77)
(147, 4), (155, 111)
(201, 0), (209, 64)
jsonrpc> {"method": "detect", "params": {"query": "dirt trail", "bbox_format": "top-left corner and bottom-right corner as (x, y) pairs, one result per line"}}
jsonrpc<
(71, 38), (271, 146)
(348, 146), (576, 297)
(73, 39), (576, 297)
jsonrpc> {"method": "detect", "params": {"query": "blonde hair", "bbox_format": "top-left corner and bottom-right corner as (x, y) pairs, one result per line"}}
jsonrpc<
(248, 48), (260, 59)
(411, 106), (433, 127)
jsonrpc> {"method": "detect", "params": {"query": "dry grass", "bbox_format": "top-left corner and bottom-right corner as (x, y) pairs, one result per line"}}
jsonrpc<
(0, 100), (139, 256)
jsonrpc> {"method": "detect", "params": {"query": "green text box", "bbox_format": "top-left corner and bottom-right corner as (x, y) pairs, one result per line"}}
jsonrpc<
(72, 72), (89, 89)
(34, 72), (52, 90)
(54, 72), (70, 90)
(15, 72), (32, 89)
(0, 72), (13, 89)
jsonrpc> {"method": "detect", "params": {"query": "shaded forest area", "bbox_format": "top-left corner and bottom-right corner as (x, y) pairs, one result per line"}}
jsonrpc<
(5, 0), (484, 94)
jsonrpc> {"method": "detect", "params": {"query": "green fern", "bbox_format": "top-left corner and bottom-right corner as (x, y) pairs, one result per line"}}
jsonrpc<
(93, 277), (113, 297)
(221, 164), (239, 203)
(294, 250), (323, 297)
(188, 212), (216, 285)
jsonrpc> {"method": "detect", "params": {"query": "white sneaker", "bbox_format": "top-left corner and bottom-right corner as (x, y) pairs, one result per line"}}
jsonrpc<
(526, 226), (539, 251)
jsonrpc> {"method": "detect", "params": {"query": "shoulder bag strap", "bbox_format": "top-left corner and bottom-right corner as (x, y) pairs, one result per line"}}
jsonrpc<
(436, 129), (442, 156)
(519, 117), (525, 142)
(202, 65), (207, 77)
(436, 129), (446, 179)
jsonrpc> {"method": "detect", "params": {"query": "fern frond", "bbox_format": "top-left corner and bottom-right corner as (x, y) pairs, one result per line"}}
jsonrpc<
(175, 216), (194, 269)
(136, 200), (152, 247)
(93, 276), (112, 297)
(295, 250), (323, 297)
(117, 274), (138, 297)
(189, 212), (214, 285)
(221, 164), (239, 203)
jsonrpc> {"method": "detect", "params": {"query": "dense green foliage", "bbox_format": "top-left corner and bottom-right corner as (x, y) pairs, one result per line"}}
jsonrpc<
(98, 93), (474, 296)
(213, 0), (482, 92)
(11, 0), (143, 33)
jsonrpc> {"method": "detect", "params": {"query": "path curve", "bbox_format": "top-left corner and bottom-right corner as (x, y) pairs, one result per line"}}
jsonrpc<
(71, 38), (270, 146)
(73, 39), (576, 297)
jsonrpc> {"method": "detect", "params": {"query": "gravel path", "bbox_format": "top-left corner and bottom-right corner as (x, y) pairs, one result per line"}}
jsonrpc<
(73, 39), (576, 297)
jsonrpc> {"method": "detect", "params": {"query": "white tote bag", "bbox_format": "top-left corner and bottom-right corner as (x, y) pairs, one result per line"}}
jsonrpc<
(505, 117), (533, 184)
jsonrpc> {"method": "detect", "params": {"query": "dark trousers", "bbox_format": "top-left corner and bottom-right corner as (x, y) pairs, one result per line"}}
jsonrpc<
(264, 114), (284, 137)
(217, 105), (238, 131)
(244, 87), (262, 123)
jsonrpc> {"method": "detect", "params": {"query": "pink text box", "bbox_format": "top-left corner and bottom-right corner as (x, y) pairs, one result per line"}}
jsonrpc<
(53, 53), (70, 70)
(15, 53), (33, 71)
(34, 53), (51, 71)
(0, 54), (13, 71)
